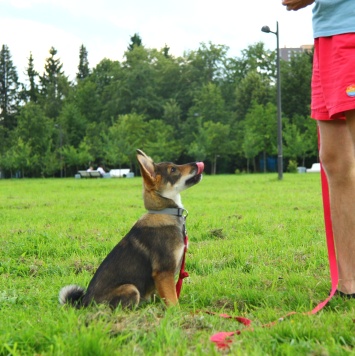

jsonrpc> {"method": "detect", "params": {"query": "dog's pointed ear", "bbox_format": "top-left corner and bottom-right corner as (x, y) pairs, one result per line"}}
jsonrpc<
(136, 149), (156, 186)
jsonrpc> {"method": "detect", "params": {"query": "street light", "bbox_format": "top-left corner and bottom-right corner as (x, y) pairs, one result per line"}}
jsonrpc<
(261, 21), (283, 180)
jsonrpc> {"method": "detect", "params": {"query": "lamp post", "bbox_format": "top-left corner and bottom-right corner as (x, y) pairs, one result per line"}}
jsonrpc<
(261, 21), (283, 180)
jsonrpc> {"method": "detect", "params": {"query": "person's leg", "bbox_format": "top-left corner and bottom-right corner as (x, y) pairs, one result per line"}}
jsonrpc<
(318, 112), (355, 294)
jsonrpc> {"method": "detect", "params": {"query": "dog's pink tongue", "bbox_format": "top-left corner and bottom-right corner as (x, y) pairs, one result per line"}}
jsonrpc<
(196, 162), (204, 175)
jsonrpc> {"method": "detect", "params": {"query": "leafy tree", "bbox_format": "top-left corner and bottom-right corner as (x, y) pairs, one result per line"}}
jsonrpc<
(73, 75), (101, 123)
(103, 113), (147, 170)
(88, 58), (123, 124)
(242, 125), (261, 173)
(188, 117), (232, 174)
(144, 119), (182, 162)
(77, 44), (90, 81)
(58, 102), (87, 147)
(0, 44), (20, 131)
(76, 141), (94, 167)
(0, 124), (6, 151)
(14, 102), (54, 175)
(176, 43), (231, 120)
(42, 139), (60, 177)
(163, 98), (181, 131)
(283, 116), (317, 166)
(233, 42), (275, 81)
(186, 42), (230, 84)
(82, 122), (106, 165)
(61, 142), (93, 173)
(242, 101), (277, 172)
(153, 49), (181, 99)
(0, 144), (16, 177)
(182, 82), (230, 156)
(281, 51), (312, 120)
(122, 46), (161, 118)
(90, 58), (120, 94)
(235, 70), (273, 121)
(103, 130), (130, 169)
(6, 137), (33, 177)
(0, 38), (319, 177)
(189, 82), (229, 124)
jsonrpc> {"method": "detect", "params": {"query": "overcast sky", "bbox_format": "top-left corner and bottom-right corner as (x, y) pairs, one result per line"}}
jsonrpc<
(0, 0), (314, 83)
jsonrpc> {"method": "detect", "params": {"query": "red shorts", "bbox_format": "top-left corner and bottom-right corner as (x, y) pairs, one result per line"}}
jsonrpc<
(311, 33), (355, 120)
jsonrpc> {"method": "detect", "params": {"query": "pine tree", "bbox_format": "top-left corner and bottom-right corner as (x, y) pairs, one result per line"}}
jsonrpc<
(127, 33), (143, 51)
(39, 47), (69, 119)
(0, 44), (20, 130)
(162, 44), (171, 59)
(24, 52), (39, 103)
(77, 44), (90, 81)
(40, 47), (64, 93)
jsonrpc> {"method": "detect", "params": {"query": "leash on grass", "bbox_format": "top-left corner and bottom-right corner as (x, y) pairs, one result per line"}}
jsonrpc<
(209, 128), (339, 350)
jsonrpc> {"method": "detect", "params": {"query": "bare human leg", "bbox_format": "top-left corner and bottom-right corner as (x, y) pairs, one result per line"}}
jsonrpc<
(318, 111), (355, 294)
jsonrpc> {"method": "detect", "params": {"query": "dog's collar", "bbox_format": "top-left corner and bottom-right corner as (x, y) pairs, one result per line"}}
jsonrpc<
(148, 208), (188, 218)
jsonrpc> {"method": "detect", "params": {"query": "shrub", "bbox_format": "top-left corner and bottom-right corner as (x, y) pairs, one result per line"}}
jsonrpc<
(287, 159), (298, 173)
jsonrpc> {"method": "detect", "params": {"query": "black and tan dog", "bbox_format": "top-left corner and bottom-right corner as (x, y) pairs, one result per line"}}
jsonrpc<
(59, 149), (204, 308)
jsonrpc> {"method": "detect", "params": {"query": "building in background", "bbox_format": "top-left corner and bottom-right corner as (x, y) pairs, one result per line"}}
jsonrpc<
(280, 45), (313, 61)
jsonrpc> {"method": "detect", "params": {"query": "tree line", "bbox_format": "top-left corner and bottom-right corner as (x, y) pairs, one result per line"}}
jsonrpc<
(0, 34), (317, 178)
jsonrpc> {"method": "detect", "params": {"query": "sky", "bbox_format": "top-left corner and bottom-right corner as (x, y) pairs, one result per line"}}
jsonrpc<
(0, 0), (314, 83)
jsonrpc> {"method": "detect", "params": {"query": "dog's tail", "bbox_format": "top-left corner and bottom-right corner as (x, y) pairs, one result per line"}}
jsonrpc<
(59, 285), (85, 307)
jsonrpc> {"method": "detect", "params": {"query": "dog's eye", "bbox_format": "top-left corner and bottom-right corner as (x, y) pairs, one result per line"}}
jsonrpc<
(170, 167), (176, 173)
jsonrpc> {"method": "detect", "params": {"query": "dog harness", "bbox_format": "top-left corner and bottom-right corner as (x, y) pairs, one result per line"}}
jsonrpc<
(148, 208), (189, 298)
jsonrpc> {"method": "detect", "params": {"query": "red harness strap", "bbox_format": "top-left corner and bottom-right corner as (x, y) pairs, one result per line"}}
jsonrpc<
(176, 232), (189, 298)
(210, 129), (338, 349)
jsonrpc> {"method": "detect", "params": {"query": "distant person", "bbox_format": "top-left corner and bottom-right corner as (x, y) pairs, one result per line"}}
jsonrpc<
(87, 166), (94, 172)
(97, 165), (106, 176)
(282, 0), (355, 298)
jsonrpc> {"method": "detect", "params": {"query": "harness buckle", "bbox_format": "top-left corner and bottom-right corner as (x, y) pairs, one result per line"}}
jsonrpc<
(181, 208), (188, 218)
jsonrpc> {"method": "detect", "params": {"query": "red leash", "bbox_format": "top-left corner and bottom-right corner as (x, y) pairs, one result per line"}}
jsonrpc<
(176, 228), (189, 298)
(210, 129), (338, 349)
(310, 161), (338, 313)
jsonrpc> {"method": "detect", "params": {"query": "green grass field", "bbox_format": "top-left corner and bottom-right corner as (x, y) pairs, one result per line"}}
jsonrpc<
(1, 173), (355, 355)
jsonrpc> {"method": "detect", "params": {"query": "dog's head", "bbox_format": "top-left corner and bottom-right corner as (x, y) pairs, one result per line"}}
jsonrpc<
(136, 149), (204, 210)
